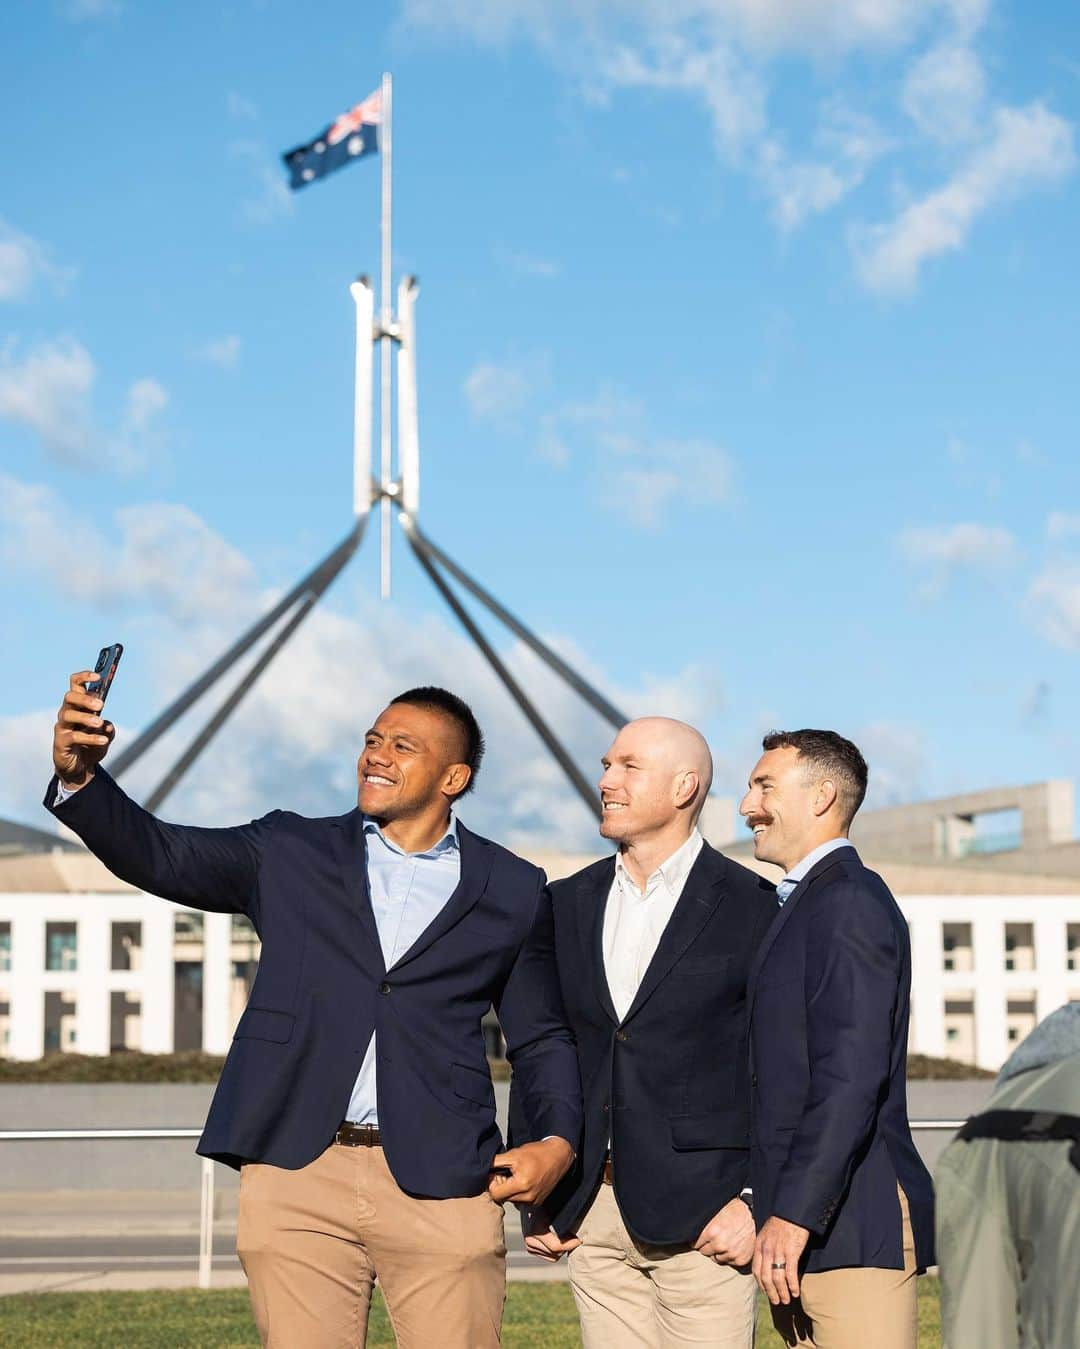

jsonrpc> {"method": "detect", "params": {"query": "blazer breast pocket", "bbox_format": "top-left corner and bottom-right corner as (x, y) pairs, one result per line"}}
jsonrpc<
(678, 954), (733, 978)
(233, 1007), (295, 1044)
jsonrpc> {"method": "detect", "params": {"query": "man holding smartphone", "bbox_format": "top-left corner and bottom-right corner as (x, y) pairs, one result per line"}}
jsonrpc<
(48, 669), (581, 1349)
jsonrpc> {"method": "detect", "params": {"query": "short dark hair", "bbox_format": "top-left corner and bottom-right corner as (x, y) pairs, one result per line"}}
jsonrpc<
(390, 686), (485, 797)
(761, 729), (868, 826)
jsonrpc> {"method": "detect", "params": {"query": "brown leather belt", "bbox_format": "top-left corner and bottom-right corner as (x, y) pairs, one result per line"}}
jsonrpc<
(602, 1158), (614, 1185)
(335, 1122), (382, 1147)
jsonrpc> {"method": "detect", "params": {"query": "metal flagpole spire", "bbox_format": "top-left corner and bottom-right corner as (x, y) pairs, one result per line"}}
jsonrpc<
(379, 70), (393, 598)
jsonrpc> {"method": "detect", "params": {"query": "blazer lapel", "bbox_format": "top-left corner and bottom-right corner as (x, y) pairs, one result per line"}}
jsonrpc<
(576, 860), (619, 1024)
(330, 809), (384, 968)
(621, 846), (725, 1024)
(388, 822), (494, 971)
(746, 852), (848, 1006)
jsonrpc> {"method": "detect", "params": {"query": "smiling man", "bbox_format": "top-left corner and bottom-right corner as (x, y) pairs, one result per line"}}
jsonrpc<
(46, 677), (580, 1349)
(514, 717), (776, 1349)
(740, 730), (934, 1349)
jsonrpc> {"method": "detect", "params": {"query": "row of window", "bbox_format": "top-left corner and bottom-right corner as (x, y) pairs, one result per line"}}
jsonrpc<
(941, 922), (1080, 972)
(0, 916), (258, 974)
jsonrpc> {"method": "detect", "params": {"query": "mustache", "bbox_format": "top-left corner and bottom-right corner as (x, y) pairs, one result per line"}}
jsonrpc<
(747, 815), (774, 830)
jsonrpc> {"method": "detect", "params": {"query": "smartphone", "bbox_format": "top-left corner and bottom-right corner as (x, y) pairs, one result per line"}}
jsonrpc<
(85, 643), (123, 704)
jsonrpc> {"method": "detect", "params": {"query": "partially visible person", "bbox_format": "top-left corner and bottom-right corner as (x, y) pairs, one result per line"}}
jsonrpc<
(516, 717), (777, 1349)
(740, 730), (934, 1349)
(936, 1001), (1080, 1349)
(46, 673), (580, 1349)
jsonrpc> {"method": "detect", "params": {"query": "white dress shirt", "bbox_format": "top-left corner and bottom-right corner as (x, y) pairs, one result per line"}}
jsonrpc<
(602, 828), (704, 1022)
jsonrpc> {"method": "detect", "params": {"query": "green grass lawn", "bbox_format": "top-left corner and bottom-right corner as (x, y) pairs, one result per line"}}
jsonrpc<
(0, 1279), (942, 1347)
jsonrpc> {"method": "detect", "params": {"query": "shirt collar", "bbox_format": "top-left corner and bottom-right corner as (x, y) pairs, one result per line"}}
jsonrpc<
(780, 837), (854, 890)
(615, 828), (704, 900)
(362, 814), (459, 859)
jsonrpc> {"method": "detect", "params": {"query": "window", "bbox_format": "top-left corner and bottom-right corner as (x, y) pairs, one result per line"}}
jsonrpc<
(0, 922), (10, 973)
(1068, 925), (1080, 973)
(942, 923), (972, 973)
(111, 922), (142, 972)
(110, 991), (142, 1052)
(45, 922), (77, 972)
(1004, 923), (1035, 973)
(44, 991), (76, 1053)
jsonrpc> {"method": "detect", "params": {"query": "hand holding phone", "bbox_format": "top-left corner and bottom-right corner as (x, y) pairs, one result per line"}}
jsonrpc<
(53, 646), (123, 791)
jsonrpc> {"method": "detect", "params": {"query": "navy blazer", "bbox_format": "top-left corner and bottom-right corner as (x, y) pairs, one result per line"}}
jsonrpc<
(46, 770), (582, 1197)
(747, 845), (935, 1272)
(514, 843), (777, 1246)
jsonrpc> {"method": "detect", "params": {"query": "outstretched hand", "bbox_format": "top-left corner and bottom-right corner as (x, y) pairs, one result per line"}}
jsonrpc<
(53, 672), (116, 790)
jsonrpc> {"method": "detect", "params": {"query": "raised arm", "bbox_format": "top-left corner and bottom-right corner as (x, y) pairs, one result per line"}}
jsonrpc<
(46, 670), (275, 919)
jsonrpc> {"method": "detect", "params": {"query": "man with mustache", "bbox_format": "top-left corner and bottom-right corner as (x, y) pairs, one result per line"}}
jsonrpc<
(47, 674), (580, 1349)
(516, 717), (776, 1348)
(740, 730), (934, 1349)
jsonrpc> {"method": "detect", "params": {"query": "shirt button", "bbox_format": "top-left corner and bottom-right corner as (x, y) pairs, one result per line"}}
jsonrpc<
(615, 1030), (628, 1042)
(378, 982), (391, 995)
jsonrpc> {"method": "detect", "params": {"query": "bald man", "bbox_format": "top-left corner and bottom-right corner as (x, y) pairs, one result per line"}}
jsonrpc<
(511, 718), (777, 1348)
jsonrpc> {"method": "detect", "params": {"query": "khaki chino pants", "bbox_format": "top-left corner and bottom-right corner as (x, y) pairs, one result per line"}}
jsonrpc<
(236, 1142), (506, 1348)
(567, 1182), (757, 1348)
(769, 1187), (919, 1349)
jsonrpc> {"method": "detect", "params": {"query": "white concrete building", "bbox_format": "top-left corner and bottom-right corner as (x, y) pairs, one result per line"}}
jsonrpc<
(1, 780), (1079, 1071)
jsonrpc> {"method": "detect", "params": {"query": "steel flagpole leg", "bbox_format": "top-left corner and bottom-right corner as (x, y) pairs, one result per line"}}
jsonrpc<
(379, 70), (393, 597)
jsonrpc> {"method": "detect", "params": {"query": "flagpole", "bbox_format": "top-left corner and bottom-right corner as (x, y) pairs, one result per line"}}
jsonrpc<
(379, 70), (393, 598)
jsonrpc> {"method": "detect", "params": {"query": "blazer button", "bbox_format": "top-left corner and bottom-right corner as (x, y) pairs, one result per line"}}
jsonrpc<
(378, 981), (391, 995)
(615, 1030), (628, 1042)
(751, 1073), (758, 1087)
(601, 1103), (609, 1113)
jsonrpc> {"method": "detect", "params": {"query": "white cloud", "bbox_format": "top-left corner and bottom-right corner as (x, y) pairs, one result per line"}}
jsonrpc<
(759, 104), (891, 230)
(0, 474), (252, 623)
(194, 335), (242, 369)
(898, 521), (1017, 568)
(230, 142), (294, 225)
(902, 42), (986, 142)
(403, 0), (977, 58)
(0, 219), (71, 301)
(464, 359), (540, 424)
(494, 246), (562, 279)
(853, 101), (1076, 294)
(1027, 566), (1080, 651)
(0, 473), (715, 849)
(857, 720), (928, 807)
(1047, 511), (1080, 541)
(227, 91), (259, 121)
(0, 339), (167, 472)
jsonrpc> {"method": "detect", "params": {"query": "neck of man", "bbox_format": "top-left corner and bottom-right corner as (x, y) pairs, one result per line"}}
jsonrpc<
(618, 821), (697, 892)
(374, 804), (454, 855)
(778, 825), (849, 876)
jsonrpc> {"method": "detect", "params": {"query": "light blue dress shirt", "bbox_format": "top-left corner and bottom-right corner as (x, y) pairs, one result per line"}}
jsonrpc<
(775, 837), (854, 907)
(345, 815), (461, 1125)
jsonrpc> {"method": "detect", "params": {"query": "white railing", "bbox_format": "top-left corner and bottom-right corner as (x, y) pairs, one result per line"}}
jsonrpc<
(0, 1121), (970, 1290)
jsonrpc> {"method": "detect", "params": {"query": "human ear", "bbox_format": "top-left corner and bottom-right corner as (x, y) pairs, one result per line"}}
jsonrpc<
(674, 771), (699, 811)
(445, 763), (472, 800)
(815, 779), (838, 818)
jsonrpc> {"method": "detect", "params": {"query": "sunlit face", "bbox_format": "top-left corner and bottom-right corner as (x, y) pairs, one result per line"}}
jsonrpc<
(598, 723), (686, 845)
(738, 746), (819, 870)
(356, 703), (468, 822)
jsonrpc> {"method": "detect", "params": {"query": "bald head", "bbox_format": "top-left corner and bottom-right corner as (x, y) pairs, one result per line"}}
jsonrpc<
(598, 717), (713, 847)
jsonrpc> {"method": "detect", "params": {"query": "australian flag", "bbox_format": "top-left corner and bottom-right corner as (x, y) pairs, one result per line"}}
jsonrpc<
(282, 89), (381, 190)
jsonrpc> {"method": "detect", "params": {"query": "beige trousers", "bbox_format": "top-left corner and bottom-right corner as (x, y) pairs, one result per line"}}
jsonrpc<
(769, 1187), (918, 1349)
(236, 1142), (506, 1348)
(567, 1182), (757, 1349)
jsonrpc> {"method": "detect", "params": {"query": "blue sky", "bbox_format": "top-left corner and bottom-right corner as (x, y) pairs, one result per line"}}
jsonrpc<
(2, 0), (1080, 850)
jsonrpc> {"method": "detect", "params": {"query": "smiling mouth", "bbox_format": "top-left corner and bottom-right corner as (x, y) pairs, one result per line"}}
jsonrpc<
(602, 801), (627, 812)
(364, 774), (396, 788)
